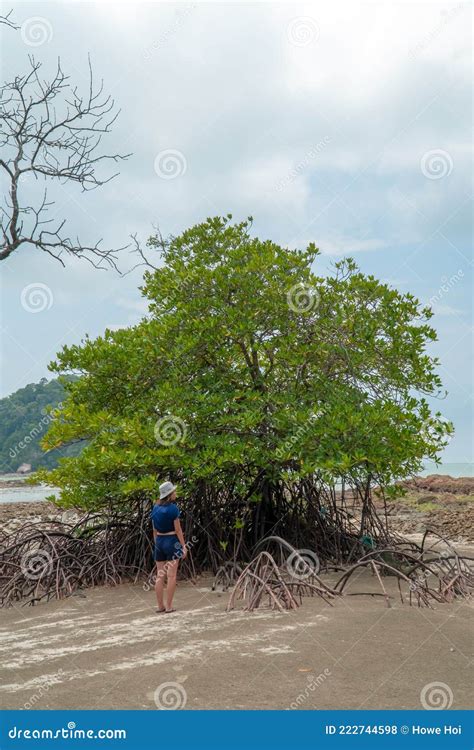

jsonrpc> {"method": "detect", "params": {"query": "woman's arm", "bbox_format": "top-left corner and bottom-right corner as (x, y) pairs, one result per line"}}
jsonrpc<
(174, 518), (187, 558)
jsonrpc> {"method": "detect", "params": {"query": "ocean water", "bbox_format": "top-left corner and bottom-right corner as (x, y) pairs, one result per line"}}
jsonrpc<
(0, 475), (58, 504)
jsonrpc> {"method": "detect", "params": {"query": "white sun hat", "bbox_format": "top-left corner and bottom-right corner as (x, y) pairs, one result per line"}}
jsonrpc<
(159, 481), (176, 500)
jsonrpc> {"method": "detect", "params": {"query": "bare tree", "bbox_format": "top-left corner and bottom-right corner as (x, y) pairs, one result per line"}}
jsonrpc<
(0, 9), (18, 29)
(0, 56), (130, 267)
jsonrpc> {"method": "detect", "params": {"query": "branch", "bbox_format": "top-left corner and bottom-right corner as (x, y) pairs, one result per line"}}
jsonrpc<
(0, 9), (18, 29)
(0, 56), (130, 267)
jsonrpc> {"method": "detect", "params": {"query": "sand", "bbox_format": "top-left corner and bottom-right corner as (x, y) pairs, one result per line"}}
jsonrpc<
(0, 569), (472, 711)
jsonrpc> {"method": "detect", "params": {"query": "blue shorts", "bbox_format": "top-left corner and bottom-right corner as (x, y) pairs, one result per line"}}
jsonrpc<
(154, 535), (182, 562)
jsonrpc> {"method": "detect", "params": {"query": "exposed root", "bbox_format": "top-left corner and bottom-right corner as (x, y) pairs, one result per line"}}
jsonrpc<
(334, 542), (474, 608)
(0, 501), (154, 607)
(226, 550), (340, 612)
(226, 552), (301, 612)
(1, 474), (472, 615)
(212, 561), (244, 591)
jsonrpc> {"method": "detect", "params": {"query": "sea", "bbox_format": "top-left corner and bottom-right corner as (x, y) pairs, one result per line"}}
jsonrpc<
(0, 462), (472, 505)
(0, 474), (58, 505)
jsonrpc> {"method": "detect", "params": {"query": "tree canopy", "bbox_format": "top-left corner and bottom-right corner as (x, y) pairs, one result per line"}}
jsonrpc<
(38, 216), (452, 512)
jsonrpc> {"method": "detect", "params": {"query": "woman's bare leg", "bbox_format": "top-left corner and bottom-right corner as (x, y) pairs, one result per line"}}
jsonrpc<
(165, 560), (179, 611)
(155, 562), (166, 610)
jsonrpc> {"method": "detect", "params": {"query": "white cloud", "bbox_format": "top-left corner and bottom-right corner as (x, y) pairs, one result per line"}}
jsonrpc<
(431, 303), (464, 317)
(317, 235), (388, 256)
(1, 0), (471, 467)
(116, 297), (149, 315)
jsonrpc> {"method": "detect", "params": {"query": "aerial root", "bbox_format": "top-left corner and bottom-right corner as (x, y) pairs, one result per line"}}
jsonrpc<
(221, 537), (473, 613)
(0, 501), (157, 607)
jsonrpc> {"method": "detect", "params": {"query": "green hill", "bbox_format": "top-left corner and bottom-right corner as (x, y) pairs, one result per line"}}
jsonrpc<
(0, 377), (82, 473)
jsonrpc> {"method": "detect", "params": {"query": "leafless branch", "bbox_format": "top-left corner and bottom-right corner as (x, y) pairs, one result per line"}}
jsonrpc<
(0, 56), (131, 267)
(0, 9), (18, 29)
(120, 225), (171, 275)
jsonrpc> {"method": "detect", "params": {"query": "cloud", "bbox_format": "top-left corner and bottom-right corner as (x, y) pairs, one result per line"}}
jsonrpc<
(317, 236), (388, 256)
(116, 297), (149, 315)
(431, 304), (464, 317)
(1, 0), (471, 462)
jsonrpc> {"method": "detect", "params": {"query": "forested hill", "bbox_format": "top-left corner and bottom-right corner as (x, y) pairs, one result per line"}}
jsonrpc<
(0, 377), (81, 473)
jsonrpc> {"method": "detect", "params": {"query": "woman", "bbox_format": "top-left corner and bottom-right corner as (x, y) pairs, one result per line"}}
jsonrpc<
(151, 481), (187, 613)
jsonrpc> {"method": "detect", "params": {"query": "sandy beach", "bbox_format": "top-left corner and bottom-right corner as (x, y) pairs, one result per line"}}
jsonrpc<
(1, 476), (472, 711)
(0, 565), (472, 711)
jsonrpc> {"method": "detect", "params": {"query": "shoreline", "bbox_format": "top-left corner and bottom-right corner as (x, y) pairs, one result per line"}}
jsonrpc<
(1, 477), (473, 543)
(0, 500), (65, 536)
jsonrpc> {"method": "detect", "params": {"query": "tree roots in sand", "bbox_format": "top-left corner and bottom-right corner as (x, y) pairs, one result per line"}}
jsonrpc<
(226, 549), (338, 612)
(222, 534), (473, 612)
(0, 499), (472, 610)
(0, 500), (155, 607)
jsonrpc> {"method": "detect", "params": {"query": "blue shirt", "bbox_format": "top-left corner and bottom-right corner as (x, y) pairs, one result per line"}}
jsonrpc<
(151, 503), (180, 533)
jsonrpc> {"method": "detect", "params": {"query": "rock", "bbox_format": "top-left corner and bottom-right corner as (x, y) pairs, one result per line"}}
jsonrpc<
(417, 495), (436, 505)
(16, 463), (32, 474)
(401, 475), (474, 495)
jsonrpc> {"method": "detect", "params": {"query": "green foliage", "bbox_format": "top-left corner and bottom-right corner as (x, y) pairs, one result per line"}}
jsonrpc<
(0, 376), (81, 472)
(37, 216), (452, 509)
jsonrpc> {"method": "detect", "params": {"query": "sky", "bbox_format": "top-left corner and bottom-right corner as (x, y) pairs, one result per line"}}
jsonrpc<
(0, 0), (472, 467)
